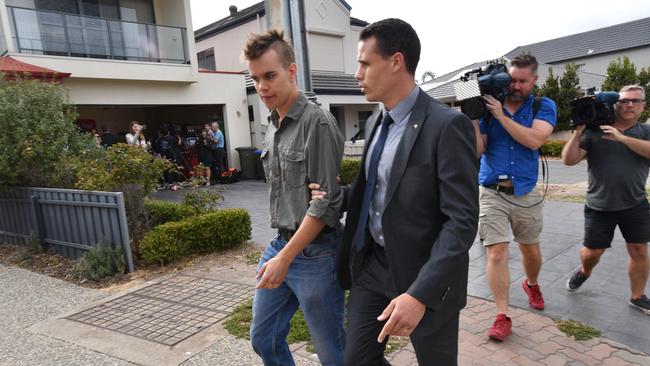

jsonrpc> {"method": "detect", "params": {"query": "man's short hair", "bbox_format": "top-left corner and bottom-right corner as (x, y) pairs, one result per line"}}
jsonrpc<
(242, 29), (295, 68)
(359, 18), (420, 76)
(620, 85), (646, 100)
(511, 53), (539, 74)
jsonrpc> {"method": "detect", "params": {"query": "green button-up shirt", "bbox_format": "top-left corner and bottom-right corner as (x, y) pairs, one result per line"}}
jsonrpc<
(261, 92), (344, 230)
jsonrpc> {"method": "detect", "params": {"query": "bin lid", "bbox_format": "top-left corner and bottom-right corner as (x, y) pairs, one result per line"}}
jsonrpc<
(235, 146), (257, 151)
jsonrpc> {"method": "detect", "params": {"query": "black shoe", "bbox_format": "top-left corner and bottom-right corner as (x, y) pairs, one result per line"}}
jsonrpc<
(566, 269), (589, 291)
(629, 295), (650, 315)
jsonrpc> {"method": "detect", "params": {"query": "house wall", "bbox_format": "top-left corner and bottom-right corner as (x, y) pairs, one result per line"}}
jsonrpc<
(308, 32), (344, 72)
(344, 26), (362, 74)
(195, 17), (264, 73)
(0, 8), (5, 54)
(303, 0), (349, 36)
(319, 94), (379, 139)
(549, 47), (650, 77)
(247, 93), (269, 148)
(5, 0), (198, 82)
(12, 53), (197, 82)
(152, 0), (198, 74)
(196, 2), (365, 75)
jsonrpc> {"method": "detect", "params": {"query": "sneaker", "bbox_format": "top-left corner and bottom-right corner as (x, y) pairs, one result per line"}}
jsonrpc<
(487, 314), (512, 341)
(566, 269), (589, 292)
(629, 295), (650, 315)
(522, 279), (545, 310)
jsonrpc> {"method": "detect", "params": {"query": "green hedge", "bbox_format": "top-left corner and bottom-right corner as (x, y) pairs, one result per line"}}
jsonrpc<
(140, 208), (251, 264)
(541, 140), (566, 157)
(340, 159), (361, 185)
(144, 199), (196, 227)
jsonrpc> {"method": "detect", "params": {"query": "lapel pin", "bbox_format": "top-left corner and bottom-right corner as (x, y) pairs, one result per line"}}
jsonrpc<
(413, 124), (419, 129)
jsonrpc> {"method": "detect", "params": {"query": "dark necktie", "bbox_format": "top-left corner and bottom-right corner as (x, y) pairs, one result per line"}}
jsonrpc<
(353, 112), (394, 251)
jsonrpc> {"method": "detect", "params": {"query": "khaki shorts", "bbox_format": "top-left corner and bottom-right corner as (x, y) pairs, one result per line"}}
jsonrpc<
(478, 186), (544, 246)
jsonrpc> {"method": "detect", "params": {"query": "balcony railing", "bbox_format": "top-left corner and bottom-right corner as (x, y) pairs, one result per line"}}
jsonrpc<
(8, 6), (189, 64)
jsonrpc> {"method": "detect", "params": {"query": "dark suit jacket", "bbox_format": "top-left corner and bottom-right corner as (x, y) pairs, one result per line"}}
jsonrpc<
(338, 89), (479, 336)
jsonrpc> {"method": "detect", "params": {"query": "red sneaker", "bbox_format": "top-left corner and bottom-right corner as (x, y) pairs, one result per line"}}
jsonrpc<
(522, 279), (545, 310)
(487, 313), (512, 341)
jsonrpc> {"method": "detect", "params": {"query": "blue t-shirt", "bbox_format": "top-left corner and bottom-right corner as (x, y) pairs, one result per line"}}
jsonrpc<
(478, 95), (557, 196)
(214, 129), (225, 148)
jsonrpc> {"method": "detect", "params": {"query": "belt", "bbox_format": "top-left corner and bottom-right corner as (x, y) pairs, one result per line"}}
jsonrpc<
(483, 184), (516, 195)
(278, 226), (335, 241)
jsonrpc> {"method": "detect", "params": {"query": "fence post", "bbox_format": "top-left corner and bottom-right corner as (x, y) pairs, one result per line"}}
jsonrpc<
(115, 193), (134, 273)
(29, 194), (45, 249)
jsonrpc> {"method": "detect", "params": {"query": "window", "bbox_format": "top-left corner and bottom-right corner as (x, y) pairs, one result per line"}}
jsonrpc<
(198, 48), (216, 71)
(35, 0), (123, 19)
(35, 0), (79, 13)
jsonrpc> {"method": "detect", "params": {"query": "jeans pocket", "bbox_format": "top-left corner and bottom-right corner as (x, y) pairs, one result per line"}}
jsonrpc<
(297, 242), (334, 260)
(258, 241), (280, 271)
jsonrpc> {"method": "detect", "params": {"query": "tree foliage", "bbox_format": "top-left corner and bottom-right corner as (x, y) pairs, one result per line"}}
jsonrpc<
(558, 63), (582, 130)
(537, 63), (581, 131)
(0, 77), (97, 190)
(76, 143), (173, 254)
(602, 56), (638, 91)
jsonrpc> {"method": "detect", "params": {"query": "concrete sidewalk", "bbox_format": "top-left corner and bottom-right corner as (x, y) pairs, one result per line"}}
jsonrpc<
(2, 262), (649, 366)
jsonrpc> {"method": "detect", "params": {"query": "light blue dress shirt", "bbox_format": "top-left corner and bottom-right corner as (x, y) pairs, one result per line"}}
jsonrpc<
(365, 86), (420, 246)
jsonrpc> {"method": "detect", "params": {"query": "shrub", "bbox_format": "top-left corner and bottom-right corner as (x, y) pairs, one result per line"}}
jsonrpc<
(540, 140), (566, 157)
(76, 144), (174, 253)
(183, 188), (222, 214)
(76, 143), (171, 195)
(340, 159), (361, 185)
(78, 242), (126, 281)
(145, 199), (196, 227)
(140, 208), (251, 264)
(0, 76), (99, 190)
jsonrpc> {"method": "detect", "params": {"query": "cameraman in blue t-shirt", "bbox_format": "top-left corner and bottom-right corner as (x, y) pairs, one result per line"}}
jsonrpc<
(471, 54), (557, 341)
(562, 84), (650, 315)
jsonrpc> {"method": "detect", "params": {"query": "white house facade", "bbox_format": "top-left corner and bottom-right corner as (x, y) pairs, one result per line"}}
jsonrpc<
(0, 0), (251, 168)
(194, 1), (379, 149)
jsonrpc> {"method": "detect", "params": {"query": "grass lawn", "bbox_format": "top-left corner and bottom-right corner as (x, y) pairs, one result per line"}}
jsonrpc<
(224, 296), (409, 355)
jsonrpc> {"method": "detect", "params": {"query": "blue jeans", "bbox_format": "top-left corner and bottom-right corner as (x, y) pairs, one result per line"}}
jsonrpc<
(250, 228), (345, 366)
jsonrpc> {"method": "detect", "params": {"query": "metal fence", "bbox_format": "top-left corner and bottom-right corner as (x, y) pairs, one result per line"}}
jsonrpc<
(0, 187), (133, 272)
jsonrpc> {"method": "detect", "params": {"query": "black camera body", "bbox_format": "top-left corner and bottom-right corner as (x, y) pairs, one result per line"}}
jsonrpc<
(570, 92), (619, 130)
(457, 62), (512, 120)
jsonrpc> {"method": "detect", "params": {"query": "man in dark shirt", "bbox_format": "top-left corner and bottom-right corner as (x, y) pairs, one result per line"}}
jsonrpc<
(243, 30), (345, 365)
(313, 19), (478, 364)
(562, 84), (650, 315)
(99, 126), (118, 148)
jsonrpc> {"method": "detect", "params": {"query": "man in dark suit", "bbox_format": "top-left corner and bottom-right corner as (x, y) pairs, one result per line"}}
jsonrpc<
(312, 18), (478, 365)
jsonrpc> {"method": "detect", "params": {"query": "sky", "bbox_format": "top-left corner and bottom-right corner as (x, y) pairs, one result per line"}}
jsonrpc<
(190, 0), (650, 81)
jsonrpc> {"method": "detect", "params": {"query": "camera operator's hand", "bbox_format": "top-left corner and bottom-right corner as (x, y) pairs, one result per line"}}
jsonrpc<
(482, 95), (506, 121)
(573, 124), (586, 134)
(600, 125), (626, 142)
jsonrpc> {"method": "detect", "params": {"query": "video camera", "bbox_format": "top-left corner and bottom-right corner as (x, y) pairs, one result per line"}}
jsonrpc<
(454, 62), (512, 120)
(570, 92), (619, 130)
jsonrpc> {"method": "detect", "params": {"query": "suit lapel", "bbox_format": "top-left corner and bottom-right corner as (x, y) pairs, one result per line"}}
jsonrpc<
(384, 90), (430, 206)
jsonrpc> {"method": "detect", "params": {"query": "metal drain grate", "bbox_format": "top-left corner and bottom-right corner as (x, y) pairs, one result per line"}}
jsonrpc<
(66, 275), (253, 346)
